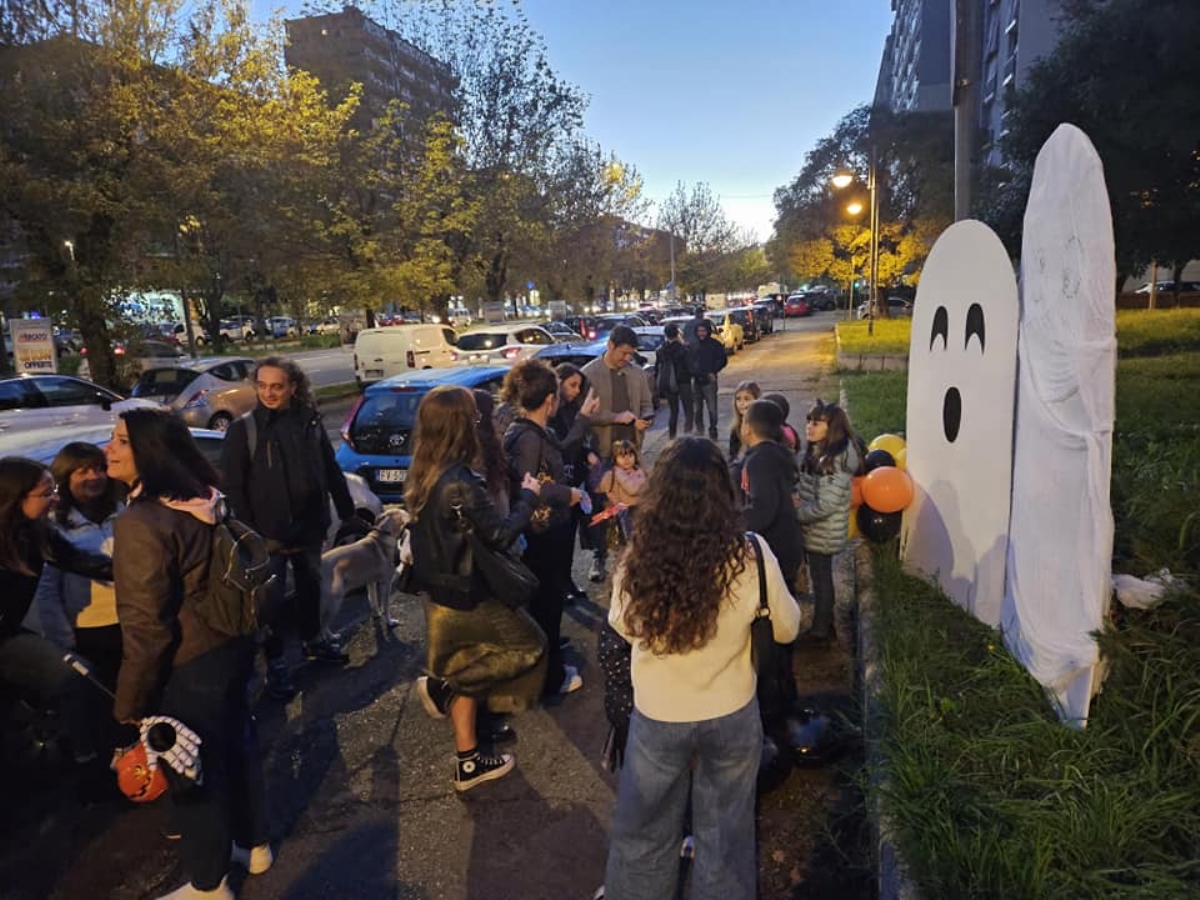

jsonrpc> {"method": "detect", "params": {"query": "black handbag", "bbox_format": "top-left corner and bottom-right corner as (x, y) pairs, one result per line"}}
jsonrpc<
(452, 503), (539, 609)
(747, 533), (797, 723)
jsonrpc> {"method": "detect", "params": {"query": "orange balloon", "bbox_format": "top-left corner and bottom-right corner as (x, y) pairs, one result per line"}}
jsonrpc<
(861, 466), (914, 514)
(851, 476), (864, 508)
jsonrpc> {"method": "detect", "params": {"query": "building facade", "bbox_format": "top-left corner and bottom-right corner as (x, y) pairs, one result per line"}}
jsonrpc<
(978, 0), (1064, 166)
(874, 0), (953, 114)
(285, 7), (457, 130)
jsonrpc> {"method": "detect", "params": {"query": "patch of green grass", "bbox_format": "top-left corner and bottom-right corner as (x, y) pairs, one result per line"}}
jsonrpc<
(840, 371), (908, 440)
(871, 552), (1200, 899)
(835, 319), (912, 356)
(1115, 309), (1200, 358)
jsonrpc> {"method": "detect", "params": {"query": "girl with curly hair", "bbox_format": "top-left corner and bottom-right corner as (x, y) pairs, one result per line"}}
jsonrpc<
(604, 437), (801, 898)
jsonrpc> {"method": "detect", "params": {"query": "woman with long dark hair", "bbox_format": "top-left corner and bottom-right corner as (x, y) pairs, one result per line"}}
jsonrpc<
(0, 455), (111, 768)
(502, 359), (588, 696)
(408, 386), (547, 791)
(107, 408), (270, 899)
(604, 437), (801, 898)
(547, 362), (599, 604)
(797, 399), (860, 644)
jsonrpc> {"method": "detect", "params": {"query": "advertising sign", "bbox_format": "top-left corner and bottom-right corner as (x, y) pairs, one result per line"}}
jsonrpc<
(9, 319), (58, 374)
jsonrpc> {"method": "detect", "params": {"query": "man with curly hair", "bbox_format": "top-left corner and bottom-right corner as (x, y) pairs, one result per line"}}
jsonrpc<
(220, 357), (362, 699)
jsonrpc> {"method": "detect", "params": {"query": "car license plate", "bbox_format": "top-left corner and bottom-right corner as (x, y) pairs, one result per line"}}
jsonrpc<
(364, 369), (384, 379)
(376, 468), (407, 484)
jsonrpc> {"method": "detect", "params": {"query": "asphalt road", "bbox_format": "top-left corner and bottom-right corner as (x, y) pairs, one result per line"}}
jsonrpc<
(0, 312), (869, 900)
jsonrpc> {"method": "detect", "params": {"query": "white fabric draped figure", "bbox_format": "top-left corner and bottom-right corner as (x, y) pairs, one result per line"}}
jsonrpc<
(1003, 123), (1117, 725)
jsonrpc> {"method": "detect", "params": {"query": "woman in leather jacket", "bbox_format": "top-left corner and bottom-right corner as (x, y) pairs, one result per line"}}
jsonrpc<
(0, 456), (112, 766)
(502, 359), (590, 697)
(106, 409), (271, 900)
(408, 386), (548, 792)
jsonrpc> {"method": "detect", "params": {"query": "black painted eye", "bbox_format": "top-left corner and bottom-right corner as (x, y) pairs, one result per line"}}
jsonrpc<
(931, 306), (948, 351)
(965, 303), (985, 352)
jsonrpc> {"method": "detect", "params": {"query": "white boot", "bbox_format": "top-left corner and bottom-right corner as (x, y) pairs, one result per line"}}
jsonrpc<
(231, 842), (274, 875)
(156, 876), (233, 900)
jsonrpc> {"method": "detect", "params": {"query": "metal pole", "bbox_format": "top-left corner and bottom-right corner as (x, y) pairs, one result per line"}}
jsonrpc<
(868, 164), (878, 337)
(953, 0), (983, 220)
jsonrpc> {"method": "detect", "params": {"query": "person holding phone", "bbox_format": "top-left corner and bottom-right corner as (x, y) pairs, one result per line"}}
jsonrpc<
(580, 325), (654, 582)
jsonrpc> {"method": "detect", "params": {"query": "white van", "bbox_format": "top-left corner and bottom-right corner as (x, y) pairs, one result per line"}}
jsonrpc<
(353, 324), (459, 387)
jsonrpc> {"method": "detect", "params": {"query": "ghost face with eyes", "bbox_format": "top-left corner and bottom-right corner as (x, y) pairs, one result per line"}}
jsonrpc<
(901, 220), (1019, 627)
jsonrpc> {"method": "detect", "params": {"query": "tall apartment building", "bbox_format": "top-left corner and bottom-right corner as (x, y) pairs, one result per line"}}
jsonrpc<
(285, 7), (457, 130)
(874, 0), (953, 114)
(979, 0), (1064, 166)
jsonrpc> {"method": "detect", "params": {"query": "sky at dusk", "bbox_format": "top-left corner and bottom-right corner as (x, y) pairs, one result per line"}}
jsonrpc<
(263, 1), (895, 243)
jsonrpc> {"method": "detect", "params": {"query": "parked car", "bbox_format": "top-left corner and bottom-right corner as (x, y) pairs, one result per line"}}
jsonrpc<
(803, 290), (838, 312)
(310, 316), (341, 336)
(0, 374), (161, 436)
(592, 314), (649, 343)
(451, 323), (555, 365)
(751, 299), (776, 334)
(562, 315), (603, 342)
(3, 422), (381, 564)
(727, 307), (760, 343)
(856, 296), (914, 319)
(129, 356), (257, 431)
(784, 294), (812, 317)
(335, 365), (511, 502)
(265, 316), (298, 338)
(536, 320), (585, 343)
(353, 324), (461, 387)
(1135, 280), (1200, 294)
(77, 339), (187, 383)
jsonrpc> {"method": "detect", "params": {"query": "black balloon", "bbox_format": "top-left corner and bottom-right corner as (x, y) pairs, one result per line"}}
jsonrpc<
(858, 504), (902, 543)
(863, 449), (896, 472)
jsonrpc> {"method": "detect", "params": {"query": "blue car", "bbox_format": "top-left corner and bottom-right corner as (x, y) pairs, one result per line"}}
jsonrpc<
(334, 365), (510, 502)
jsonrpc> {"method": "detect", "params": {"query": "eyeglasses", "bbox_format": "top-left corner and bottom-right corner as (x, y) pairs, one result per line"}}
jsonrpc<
(30, 485), (59, 500)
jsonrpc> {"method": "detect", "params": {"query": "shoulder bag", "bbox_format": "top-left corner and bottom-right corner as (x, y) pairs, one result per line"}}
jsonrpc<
(452, 502), (539, 609)
(747, 532), (797, 723)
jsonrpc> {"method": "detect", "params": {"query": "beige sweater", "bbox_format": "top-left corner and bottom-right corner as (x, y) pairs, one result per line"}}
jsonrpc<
(609, 536), (801, 723)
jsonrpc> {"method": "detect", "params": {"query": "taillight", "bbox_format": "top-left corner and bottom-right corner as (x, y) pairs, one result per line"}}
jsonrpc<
(587, 330), (596, 340)
(406, 349), (415, 368)
(340, 395), (364, 449)
(182, 389), (208, 408)
(502, 346), (521, 360)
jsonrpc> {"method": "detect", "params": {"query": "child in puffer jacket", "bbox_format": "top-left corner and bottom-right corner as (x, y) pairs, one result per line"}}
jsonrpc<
(796, 399), (861, 644)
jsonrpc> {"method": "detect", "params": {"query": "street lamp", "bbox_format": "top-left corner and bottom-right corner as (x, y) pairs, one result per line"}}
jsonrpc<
(63, 240), (75, 262)
(832, 165), (879, 335)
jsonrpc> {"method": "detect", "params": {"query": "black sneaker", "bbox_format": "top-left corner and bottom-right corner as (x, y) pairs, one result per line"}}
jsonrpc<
(588, 556), (606, 583)
(303, 638), (350, 665)
(266, 660), (297, 701)
(454, 750), (515, 792)
(415, 676), (453, 719)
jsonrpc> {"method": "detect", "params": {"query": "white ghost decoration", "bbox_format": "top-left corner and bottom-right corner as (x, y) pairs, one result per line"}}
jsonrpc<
(1003, 123), (1116, 726)
(901, 220), (1019, 627)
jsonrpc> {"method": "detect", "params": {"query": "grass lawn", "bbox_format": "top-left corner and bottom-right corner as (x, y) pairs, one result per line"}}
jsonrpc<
(837, 308), (1200, 360)
(843, 306), (1200, 897)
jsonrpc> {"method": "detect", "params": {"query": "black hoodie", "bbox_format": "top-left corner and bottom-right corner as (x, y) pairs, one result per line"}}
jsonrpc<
(738, 440), (804, 584)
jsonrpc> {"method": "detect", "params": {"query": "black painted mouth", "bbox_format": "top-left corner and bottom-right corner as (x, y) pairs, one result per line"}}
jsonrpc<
(943, 388), (962, 443)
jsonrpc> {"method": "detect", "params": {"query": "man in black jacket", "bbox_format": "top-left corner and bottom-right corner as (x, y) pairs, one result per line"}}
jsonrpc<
(220, 357), (360, 699)
(686, 319), (727, 441)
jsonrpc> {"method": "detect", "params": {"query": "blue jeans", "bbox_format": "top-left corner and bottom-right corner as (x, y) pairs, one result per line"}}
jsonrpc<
(604, 699), (762, 900)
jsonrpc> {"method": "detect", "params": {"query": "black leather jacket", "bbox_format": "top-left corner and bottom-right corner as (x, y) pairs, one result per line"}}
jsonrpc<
(412, 464), (536, 610)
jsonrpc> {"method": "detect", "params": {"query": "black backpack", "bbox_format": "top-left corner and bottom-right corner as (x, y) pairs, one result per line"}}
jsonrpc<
(194, 507), (276, 637)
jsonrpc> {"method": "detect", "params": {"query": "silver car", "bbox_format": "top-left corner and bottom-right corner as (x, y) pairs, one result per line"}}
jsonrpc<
(450, 323), (556, 364)
(0, 374), (160, 438)
(129, 357), (257, 431)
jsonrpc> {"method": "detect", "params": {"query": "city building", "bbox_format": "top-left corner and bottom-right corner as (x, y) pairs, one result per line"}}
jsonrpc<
(979, 0), (1065, 166)
(874, 0), (953, 114)
(285, 7), (457, 131)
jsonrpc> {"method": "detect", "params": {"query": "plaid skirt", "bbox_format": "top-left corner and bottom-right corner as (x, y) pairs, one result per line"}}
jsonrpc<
(422, 597), (547, 714)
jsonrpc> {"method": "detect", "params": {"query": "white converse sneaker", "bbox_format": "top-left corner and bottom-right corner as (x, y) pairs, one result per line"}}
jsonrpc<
(231, 841), (274, 874)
